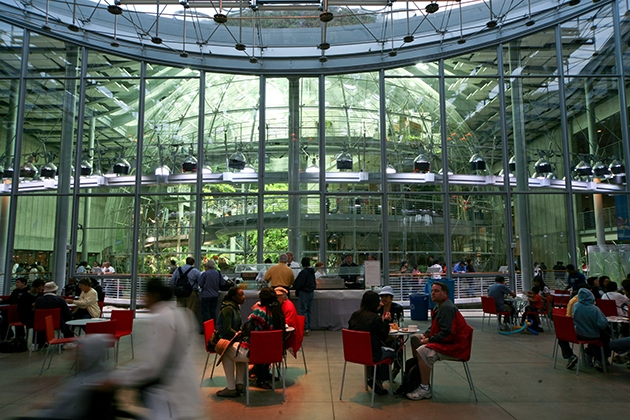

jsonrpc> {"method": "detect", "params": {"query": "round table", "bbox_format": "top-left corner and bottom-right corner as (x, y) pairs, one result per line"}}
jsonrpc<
(66, 318), (109, 327)
(389, 329), (417, 377)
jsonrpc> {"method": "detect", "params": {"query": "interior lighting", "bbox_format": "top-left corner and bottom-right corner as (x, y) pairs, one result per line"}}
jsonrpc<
(574, 160), (593, 177)
(469, 153), (487, 172)
(182, 155), (198, 173)
(508, 156), (516, 173)
(425, 2), (439, 13)
(592, 160), (610, 178)
(228, 149), (247, 171)
(113, 158), (131, 175)
(335, 148), (353, 171)
(20, 162), (38, 178)
(413, 153), (431, 173)
(40, 162), (57, 179)
(305, 158), (319, 173)
(534, 157), (552, 175)
(386, 163), (397, 174)
(80, 160), (93, 176)
(241, 164), (256, 173)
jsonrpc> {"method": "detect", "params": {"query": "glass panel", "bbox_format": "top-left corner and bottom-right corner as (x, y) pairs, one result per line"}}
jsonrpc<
(144, 63), (199, 78)
(0, 78), (19, 185)
(561, 4), (617, 76)
(27, 34), (81, 78)
(0, 22), (23, 77)
(143, 76), (199, 178)
(87, 50), (141, 78)
(443, 45), (499, 77)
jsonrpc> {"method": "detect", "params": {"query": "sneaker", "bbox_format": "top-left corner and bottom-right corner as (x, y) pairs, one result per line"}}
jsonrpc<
(62, 342), (78, 350)
(566, 354), (578, 370)
(593, 359), (604, 372)
(406, 385), (432, 401)
(304, 330), (310, 336)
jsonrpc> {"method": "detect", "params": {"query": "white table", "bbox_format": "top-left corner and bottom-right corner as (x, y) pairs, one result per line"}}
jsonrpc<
(66, 318), (109, 327)
(389, 329), (416, 377)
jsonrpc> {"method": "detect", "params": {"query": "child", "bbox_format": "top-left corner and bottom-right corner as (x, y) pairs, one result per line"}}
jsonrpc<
(522, 286), (544, 332)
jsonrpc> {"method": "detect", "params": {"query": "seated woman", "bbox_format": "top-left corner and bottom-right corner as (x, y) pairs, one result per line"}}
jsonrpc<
(348, 290), (394, 396)
(217, 287), (285, 398)
(216, 286), (245, 341)
(377, 286), (404, 378)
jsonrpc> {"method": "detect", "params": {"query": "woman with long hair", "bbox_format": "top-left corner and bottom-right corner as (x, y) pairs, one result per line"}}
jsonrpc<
(217, 287), (285, 398)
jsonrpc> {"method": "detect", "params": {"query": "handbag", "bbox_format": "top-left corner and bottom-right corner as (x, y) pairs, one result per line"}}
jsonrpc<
(207, 330), (220, 352)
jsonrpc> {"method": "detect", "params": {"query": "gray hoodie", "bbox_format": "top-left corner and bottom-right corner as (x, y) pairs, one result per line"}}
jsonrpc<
(572, 288), (608, 338)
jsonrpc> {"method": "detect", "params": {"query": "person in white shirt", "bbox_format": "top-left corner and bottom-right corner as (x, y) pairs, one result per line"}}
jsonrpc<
(286, 251), (301, 279)
(601, 281), (629, 316)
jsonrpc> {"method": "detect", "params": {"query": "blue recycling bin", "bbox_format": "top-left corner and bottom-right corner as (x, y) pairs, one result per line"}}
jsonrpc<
(409, 293), (428, 321)
(425, 278), (455, 309)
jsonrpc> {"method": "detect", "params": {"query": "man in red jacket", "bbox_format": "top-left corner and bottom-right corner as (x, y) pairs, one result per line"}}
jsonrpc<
(407, 281), (472, 401)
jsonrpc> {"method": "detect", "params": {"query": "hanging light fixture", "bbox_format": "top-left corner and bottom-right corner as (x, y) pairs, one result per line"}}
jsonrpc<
(305, 158), (319, 173)
(228, 148), (247, 171)
(609, 159), (625, 174)
(574, 159), (593, 177)
(425, 2), (439, 13)
(182, 155), (198, 173)
(413, 153), (431, 173)
(335, 147), (353, 170)
(20, 162), (38, 178)
(80, 159), (93, 176)
(40, 162), (57, 179)
(386, 163), (397, 174)
(469, 153), (486, 171)
(241, 163), (256, 173)
(508, 156), (516, 174)
(155, 164), (171, 183)
(592, 160), (610, 178)
(3, 163), (14, 179)
(534, 156), (552, 175)
(113, 157), (131, 175)
(202, 165), (213, 175)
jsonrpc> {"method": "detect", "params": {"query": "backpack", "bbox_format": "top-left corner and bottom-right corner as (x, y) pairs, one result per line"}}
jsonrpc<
(173, 266), (194, 298)
(0, 337), (28, 353)
(394, 357), (422, 395)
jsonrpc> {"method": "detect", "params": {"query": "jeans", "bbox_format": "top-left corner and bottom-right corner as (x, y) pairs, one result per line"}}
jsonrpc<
(201, 297), (218, 323)
(297, 291), (314, 331)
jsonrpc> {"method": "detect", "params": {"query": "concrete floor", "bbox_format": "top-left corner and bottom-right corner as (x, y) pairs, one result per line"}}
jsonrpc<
(1, 311), (630, 420)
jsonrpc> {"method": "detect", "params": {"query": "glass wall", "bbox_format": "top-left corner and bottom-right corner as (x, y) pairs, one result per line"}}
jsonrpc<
(1, 2), (630, 300)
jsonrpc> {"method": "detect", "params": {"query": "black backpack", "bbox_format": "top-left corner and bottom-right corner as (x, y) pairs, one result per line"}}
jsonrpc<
(173, 266), (194, 298)
(394, 357), (422, 395)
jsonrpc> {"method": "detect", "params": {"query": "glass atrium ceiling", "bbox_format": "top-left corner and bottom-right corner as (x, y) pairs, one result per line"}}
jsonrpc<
(0, 0), (612, 73)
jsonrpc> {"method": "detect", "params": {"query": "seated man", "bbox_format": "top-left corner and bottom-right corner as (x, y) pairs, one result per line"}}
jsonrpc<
(488, 275), (516, 323)
(66, 278), (100, 319)
(17, 279), (45, 332)
(35, 282), (76, 344)
(407, 281), (472, 401)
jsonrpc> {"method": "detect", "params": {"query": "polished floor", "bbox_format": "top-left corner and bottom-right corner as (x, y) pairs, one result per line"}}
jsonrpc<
(1, 309), (630, 420)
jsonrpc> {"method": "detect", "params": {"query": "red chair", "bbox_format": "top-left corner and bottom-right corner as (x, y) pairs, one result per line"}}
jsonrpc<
(85, 320), (118, 362)
(4, 305), (26, 341)
(552, 315), (606, 376)
(525, 297), (554, 331)
(429, 325), (477, 401)
(111, 309), (134, 362)
(295, 315), (308, 373)
(246, 330), (286, 406)
(200, 319), (218, 387)
(480, 296), (512, 332)
(340, 329), (393, 408)
(595, 299), (618, 317)
(553, 295), (571, 308)
(31, 308), (61, 357)
(39, 316), (78, 376)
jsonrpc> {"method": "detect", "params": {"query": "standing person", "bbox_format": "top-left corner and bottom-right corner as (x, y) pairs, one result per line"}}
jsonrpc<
(465, 259), (476, 273)
(406, 281), (472, 401)
(28, 264), (40, 282)
(100, 262), (116, 296)
(487, 275), (516, 324)
(106, 277), (202, 419)
(340, 254), (360, 289)
(66, 278), (100, 319)
(217, 287), (285, 398)
(255, 258), (273, 283)
(293, 257), (317, 335)
(264, 253), (295, 290)
(169, 257), (201, 314)
(314, 261), (326, 280)
(565, 264), (586, 295)
(198, 259), (225, 323)
(91, 278), (105, 302)
(348, 291), (393, 396)
(168, 259), (178, 275)
(76, 261), (89, 274)
(286, 251), (301, 279)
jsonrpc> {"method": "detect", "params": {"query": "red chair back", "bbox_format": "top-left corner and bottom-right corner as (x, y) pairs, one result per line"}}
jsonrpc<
(341, 329), (375, 366)
(111, 309), (134, 336)
(86, 320), (117, 347)
(554, 290), (570, 295)
(481, 296), (499, 315)
(44, 316), (56, 344)
(203, 319), (216, 353)
(6, 305), (22, 325)
(458, 325), (474, 362)
(552, 307), (567, 317)
(553, 315), (578, 343)
(595, 299), (617, 317)
(97, 301), (105, 317)
(553, 295), (570, 307)
(34, 308), (61, 332)
(249, 330), (284, 365)
(294, 315), (306, 353)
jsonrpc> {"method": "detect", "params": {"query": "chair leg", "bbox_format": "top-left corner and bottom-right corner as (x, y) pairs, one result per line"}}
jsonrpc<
(210, 353), (218, 379)
(371, 365), (377, 408)
(200, 353), (210, 387)
(130, 334), (134, 359)
(39, 345), (52, 376)
(576, 345), (583, 376)
(281, 360), (286, 402)
(246, 362), (250, 406)
(301, 347), (308, 373)
(600, 347), (606, 373)
(463, 362), (478, 401)
(481, 313), (485, 332)
(388, 364), (393, 396)
(339, 362), (347, 401)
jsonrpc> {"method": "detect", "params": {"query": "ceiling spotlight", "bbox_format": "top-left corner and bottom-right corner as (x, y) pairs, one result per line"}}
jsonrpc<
(68, 24), (80, 32)
(42, 24), (51, 31)
(469, 153), (487, 172)
(80, 160), (93, 176)
(228, 149), (247, 171)
(389, 51), (397, 57)
(305, 158), (319, 173)
(40, 162), (58, 179)
(182, 155), (198, 173)
(335, 147), (353, 170)
(487, 20), (498, 29)
(249, 57), (258, 64)
(235, 43), (246, 51)
(413, 153), (431, 173)
(609, 159), (625, 174)
(568, 0), (581, 5)
(534, 157), (552, 175)
(525, 19), (535, 27)
(214, 13), (228, 24)
(180, 52), (188, 58)
(202, 165), (213, 175)
(457, 38), (466, 44)
(155, 165), (171, 176)
(574, 159), (592, 177)
(111, 41), (120, 47)
(113, 158), (131, 175)
(20, 162), (38, 178)
(319, 12), (334, 23)
(107, 5), (123, 15)
(403, 35), (415, 43)
(508, 156), (516, 173)
(425, 2), (439, 14)
(592, 160), (610, 178)
(319, 56), (328, 63)
(151, 36), (163, 44)
(318, 42), (330, 50)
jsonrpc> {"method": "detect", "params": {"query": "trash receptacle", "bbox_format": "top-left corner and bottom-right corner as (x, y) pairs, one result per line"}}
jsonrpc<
(409, 293), (428, 321)
(425, 278), (455, 309)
